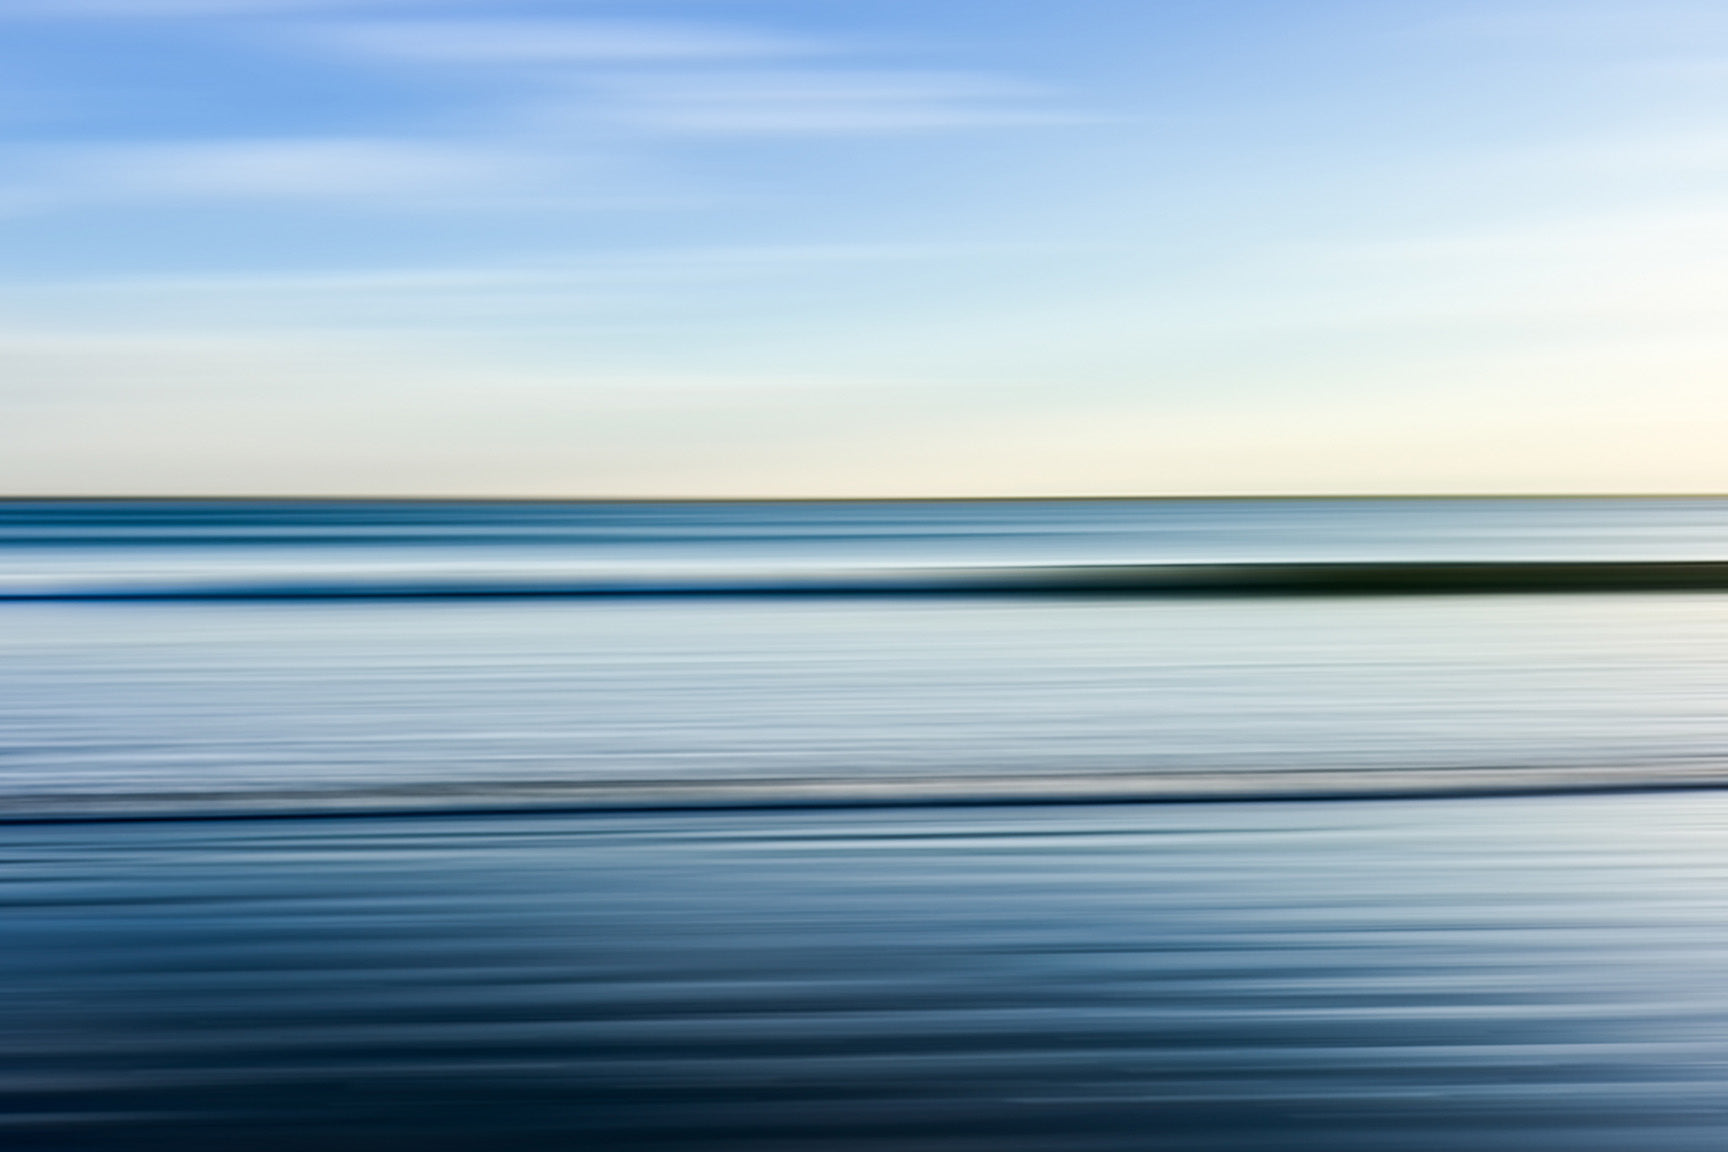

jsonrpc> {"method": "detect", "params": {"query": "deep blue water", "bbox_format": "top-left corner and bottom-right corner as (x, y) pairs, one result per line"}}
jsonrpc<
(11, 794), (1728, 1151)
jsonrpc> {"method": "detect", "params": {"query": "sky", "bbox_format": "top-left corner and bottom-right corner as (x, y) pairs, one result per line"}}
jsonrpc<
(3, 0), (1728, 496)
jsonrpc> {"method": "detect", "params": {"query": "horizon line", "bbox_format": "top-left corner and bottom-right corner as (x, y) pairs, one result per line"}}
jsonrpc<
(3, 492), (1728, 504)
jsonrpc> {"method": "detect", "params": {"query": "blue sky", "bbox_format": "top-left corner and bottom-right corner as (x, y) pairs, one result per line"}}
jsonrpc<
(4, 0), (1728, 495)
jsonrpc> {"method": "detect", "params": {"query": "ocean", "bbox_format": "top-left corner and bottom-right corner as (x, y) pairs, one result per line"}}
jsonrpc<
(6, 497), (1728, 816)
(7, 497), (1728, 1149)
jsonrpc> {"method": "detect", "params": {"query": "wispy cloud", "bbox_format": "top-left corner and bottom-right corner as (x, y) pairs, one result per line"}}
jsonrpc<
(585, 70), (1068, 136)
(0, 0), (429, 16)
(0, 137), (588, 210)
(321, 17), (1066, 137)
(323, 18), (813, 64)
(74, 138), (528, 197)
(0, 10), (1073, 213)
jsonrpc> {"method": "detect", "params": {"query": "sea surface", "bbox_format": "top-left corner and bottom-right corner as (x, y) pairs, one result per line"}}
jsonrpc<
(10, 793), (1728, 1152)
(4, 497), (1728, 815)
(7, 497), (1728, 1149)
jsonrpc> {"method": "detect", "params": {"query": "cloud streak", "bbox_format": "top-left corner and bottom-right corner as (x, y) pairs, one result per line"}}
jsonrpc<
(323, 18), (813, 64)
(0, 10), (1074, 214)
(320, 17), (1067, 137)
(0, 0), (430, 16)
(587, 70), (1067, 136)
(0, 137), (601, 211)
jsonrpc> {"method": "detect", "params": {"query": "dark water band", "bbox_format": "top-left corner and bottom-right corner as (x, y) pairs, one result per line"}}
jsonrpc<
(10, 760), (1728, 823)
(8, 560), (1728, 600)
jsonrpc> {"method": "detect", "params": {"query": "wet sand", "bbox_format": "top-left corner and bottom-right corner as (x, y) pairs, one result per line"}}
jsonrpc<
(9, 793), (1728, 1151)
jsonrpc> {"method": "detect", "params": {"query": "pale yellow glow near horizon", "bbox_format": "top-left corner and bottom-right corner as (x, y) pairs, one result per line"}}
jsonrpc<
(4, 315), (1726, 497)
(5, 4), (1728, 496)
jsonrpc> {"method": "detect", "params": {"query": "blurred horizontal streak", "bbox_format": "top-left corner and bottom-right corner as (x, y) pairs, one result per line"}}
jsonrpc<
(7, 498), (1728, 821)
(9, 795), (1728, 1150)
(9, 560), (1728, 601)
(16, 763), (1728, 823)
(321, 18), (812, 63)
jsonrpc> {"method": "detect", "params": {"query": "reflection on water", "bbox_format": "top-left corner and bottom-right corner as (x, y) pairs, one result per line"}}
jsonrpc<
(9, 793), (1728, 1150)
